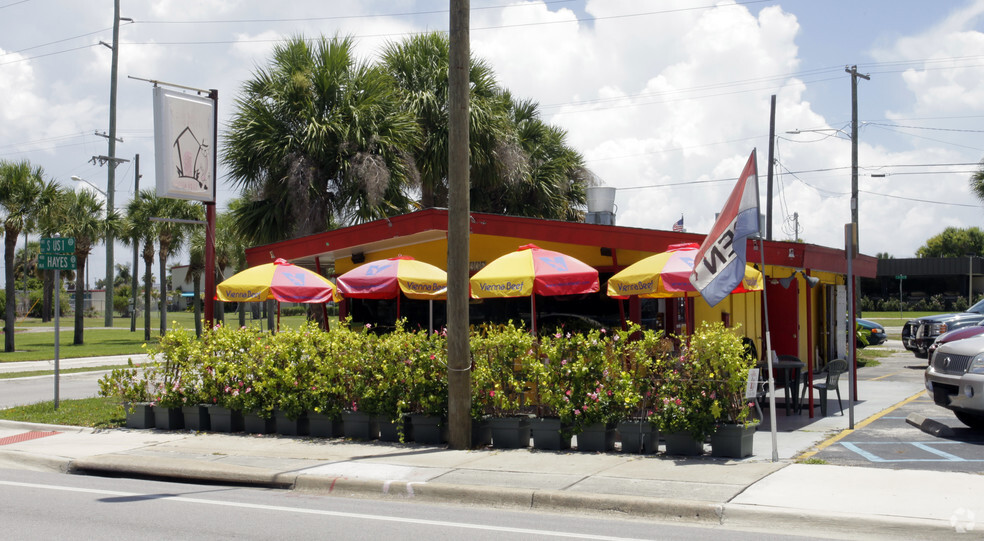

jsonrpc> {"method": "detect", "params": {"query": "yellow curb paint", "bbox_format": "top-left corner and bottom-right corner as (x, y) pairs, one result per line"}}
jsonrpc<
(795, 389), (927, 461)
(868, 372), (903, 381)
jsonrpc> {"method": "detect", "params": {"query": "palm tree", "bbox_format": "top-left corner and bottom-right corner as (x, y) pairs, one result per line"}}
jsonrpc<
(224, 34), (420, 246)
(213, 205), (248, 327)
(60, 189), (117, 345)
(0, 160), (59, 351)
(124, 190), (158, 341)
(381, 32), (516, 210)
(500, 95), (588, 220)
(155, 198), (203, 335)
(187, 227), (205, 337)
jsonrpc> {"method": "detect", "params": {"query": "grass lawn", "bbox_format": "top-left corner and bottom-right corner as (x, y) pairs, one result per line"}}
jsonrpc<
(3, 312), (315, 363)
(0, 397), (126, 428)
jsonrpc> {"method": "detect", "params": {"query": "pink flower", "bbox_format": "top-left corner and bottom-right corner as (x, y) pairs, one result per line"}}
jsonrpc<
(674, 398), (682, 406)
(574, 409), (581, 415)
(489, 391), (495, 397)
(554, 332), (562, 338)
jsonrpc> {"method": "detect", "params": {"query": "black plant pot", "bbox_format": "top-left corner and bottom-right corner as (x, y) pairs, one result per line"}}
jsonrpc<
(530, 418), (571, 450)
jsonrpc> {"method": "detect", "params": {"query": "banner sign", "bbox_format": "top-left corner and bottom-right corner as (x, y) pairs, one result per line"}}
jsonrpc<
(689, 150), (761, 307)
(153, 86), (215, 202)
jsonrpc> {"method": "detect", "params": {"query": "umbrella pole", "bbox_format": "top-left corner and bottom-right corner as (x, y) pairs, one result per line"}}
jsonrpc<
(397, 294), (401, 325)
(276, 301), (281, 333)
(531, 294), (537, 335)
(618, 297), (627, 330)
(429, 299), (434, 334)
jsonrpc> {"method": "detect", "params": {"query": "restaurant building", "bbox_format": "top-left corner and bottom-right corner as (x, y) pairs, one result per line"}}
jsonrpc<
(245, 208), (877, 371)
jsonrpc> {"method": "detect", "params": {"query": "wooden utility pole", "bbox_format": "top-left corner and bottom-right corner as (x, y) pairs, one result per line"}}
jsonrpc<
(846, 65), (868, 403)
(131, 154), (139, 332)
(447, 0), (472, 449)
(105, 0), (123, 327)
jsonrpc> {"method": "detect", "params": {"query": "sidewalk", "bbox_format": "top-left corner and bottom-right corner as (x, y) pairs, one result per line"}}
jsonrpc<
(2, 375), (980, 538)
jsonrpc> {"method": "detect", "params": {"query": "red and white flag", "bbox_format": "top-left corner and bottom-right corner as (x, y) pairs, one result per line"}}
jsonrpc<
(689, 150), (761, 307)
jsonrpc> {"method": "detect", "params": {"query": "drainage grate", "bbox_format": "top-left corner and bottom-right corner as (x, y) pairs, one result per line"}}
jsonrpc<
(0, 431), (59, 446)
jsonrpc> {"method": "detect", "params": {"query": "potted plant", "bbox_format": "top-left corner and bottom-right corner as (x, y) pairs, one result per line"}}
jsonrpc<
(689, 322), (759, 458)
(402, 328), (449, 445)
(651, 331), (717, 456)
(339, 324), (381, 440)
(98, 358), (153, 428)
(614, 327), (672, 454)
(471, 323), (535, 449)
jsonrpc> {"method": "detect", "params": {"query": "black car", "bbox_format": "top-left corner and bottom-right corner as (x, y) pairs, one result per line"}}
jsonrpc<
(903, 299), (984, 358)
(856, 318), (886, 348)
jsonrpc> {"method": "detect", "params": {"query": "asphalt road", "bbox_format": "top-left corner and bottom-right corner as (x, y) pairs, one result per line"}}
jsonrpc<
(0, 468), (813, 541)
(809, 340), (984, 472)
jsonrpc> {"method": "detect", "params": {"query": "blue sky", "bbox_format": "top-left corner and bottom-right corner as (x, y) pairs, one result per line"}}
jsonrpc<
(3, 0), (984, 284)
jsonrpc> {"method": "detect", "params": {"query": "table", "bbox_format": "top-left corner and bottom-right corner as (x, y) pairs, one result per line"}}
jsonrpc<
(758, 356), (805, 415)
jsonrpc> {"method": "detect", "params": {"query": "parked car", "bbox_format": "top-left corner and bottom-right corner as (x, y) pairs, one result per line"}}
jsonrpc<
(903, 299), (984, 358)
(927, 320), (984, 365)
(856, 318), (886, 348)
(925, 334), (984, 429)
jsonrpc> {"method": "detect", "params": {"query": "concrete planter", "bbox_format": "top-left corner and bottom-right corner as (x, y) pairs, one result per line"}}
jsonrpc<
(663, 431), (704, 456)
(489, 416), (531, 449)
(307, 412), (344, 438)
(209, 406), (243, 433)
(530, 417), (571, 450)
(274, 410), (309, 436)
(377, 415), (412, 443)
(710, 423), (757, 458)
(410, 414), (447, 445)
(342, 411), (379, 440)
(243, 412), (275, 434)
(576, 422), (615, 452)
(125, 403), (155, 429)
(181, 405), (211, 432)
(153, 407), (184, 431)
(617, 419), (658, 454)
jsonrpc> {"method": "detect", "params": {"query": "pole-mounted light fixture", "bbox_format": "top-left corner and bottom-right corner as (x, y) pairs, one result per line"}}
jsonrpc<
(780, 270), (820, 289)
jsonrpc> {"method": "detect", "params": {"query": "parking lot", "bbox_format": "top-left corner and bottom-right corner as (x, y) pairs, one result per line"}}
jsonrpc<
(806, 338), (984, 472)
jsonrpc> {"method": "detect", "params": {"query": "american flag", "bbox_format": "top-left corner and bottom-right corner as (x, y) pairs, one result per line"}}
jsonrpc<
(672, 216), (684, 232)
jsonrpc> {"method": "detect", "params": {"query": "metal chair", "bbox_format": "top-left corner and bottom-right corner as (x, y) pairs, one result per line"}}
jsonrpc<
(801, 358), (848, 416)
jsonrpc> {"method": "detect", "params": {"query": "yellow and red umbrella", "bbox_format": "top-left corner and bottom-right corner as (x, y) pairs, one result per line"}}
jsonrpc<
(335, 256), (446, 301)
(217, 258), (335, 304)
(470, 244), (599, 333)
(607, 243), (763, 299)
(335, 256), (446, 329)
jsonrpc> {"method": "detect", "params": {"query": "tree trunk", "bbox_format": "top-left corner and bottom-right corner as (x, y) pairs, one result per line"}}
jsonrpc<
(73, 254), (86, 345)
(194, 274), (202, 338)
(143, 247), (153, 342)
(42, 271), (53, 322)
(4, 230), (18, 352)
(158, 250), (167, 336)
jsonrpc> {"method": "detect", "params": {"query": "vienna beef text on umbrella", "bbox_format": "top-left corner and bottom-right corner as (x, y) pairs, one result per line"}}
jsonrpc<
(335, 256), (446, 330)
(217, 258), (335, 303)
(607, 243), (763, 299)
(469, 244), (600, 334)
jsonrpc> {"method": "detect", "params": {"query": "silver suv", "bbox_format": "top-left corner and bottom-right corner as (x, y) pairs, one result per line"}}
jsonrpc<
(925, 334), (984, 429)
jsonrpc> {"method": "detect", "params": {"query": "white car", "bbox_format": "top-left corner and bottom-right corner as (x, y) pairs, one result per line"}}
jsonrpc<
(925, 334), (984, 429)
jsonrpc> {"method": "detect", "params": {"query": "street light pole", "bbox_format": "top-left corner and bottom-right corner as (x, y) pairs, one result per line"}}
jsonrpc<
(104, 0), (123, 327)
(846, 65), (869, 251)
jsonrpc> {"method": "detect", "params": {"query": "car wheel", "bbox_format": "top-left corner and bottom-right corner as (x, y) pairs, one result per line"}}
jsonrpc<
(914, 348), (928, 359)
(954, 411), (984, 430)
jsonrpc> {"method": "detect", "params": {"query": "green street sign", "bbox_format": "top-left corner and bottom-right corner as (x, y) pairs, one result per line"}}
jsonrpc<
(40, 237), (75, 254)
(896, 274), (907, 280)
(38, 253), (77, 270)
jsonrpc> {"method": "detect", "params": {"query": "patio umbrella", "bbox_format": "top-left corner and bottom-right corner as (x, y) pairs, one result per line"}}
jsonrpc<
(607, 243), (763, 299)
(216, 258), (335, 330)
(217, 258), (335, 303)
(334, 255), (446, 331)
(469, 244), (600, 334)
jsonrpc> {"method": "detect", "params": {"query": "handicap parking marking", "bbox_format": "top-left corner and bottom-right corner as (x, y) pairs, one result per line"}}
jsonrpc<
(839, 441), (984, 463)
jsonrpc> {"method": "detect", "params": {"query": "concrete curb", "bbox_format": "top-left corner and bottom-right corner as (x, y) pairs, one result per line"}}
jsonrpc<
(295, 474), (724, 523)
(68, 454), (296, 488)
(906, 413), (954, 438)
(0, 449), (72, 473)
(0, 419), (96, 433)
(722, 502), (956, 538)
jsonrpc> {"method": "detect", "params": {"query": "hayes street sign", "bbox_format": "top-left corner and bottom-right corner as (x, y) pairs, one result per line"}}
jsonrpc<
(38, 253), (77, 271)
(40, 237), (75, 254)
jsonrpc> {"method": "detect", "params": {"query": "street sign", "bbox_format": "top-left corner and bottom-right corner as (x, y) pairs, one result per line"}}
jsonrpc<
(896, 275), (907, 280)
(40, 237), (75, 254)
(38, 253), (77, 270)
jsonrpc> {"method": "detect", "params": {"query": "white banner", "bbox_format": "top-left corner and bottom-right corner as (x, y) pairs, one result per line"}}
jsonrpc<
(153, 87), (215, 202)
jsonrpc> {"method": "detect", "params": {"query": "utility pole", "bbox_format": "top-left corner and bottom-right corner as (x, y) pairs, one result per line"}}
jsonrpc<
(846, 65), (869, 251)
(447, 0), (472, 450)
(131, 154), (140, 333)
(103, 0), (130, 327)
(846, 65), (868, 405)
(766, 94), (776, 240)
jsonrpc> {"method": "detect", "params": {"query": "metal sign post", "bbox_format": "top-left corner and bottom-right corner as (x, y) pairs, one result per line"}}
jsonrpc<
(41, 236), (74, 410)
